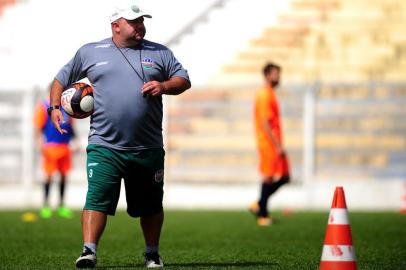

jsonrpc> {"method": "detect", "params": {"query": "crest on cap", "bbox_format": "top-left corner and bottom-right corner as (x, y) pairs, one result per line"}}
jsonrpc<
(131, 5), (140, 13)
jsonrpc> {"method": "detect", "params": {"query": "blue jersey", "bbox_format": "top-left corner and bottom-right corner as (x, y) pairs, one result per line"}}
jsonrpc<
(36, 100), (74, 144)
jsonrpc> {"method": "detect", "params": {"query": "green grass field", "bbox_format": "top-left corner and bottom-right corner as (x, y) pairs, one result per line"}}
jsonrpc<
(0, 210), (405, 269)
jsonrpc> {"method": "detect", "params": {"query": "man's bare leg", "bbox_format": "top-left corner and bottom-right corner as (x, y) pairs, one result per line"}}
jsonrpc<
(140, 210), (164, 246)
(141, 211), (164, 267)
(82, 209), (107, 244)
(75, 210), (107, 268)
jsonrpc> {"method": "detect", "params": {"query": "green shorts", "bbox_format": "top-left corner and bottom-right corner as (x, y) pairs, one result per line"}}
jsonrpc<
(85, 144), (165, 217)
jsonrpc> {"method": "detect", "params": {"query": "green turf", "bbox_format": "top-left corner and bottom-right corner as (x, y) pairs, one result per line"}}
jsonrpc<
(0, 210), (405, 269)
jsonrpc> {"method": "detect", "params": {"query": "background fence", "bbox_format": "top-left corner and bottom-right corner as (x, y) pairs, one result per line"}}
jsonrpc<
(1, 82), (405, 186)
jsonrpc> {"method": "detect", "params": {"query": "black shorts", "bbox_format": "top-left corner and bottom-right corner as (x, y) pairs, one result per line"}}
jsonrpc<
(85, 144), (165, 217)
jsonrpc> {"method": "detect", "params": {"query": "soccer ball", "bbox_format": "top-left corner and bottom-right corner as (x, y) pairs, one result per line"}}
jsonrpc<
(61, 82), (94, 119)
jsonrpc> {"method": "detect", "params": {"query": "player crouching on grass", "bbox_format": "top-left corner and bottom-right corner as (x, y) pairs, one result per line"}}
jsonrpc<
(249, 62), (290, 226)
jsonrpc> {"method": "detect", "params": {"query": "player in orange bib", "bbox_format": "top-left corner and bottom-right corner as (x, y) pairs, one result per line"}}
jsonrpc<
(34, 97), (78, 219)
(250, 62), (290, 226)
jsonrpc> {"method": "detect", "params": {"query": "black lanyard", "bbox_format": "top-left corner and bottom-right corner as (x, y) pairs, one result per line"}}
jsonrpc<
(112, 38), (146, 84)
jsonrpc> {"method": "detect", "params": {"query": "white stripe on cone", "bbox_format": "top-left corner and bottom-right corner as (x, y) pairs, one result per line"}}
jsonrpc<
(328, 209), (349, 225)
(321, 244), (356, 261)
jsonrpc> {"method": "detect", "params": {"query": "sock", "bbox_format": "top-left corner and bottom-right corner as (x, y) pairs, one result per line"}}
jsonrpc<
(84, 243), (97, 254)
(268, 176), (289, 196)
(59, 180), (65, 206)
(258, 176), (290, 217)
(258, 182), (273, 217)
(145, 246), (159, 254)
(44, 182), (50, 206)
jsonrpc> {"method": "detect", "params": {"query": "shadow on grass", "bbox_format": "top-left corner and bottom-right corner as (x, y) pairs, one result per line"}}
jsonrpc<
(166, 261), (278, 268)
(96, 264), (143, 269)
(97, 261), (277, 269)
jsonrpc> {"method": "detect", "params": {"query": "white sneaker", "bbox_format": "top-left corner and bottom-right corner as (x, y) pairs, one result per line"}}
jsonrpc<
(75, 247), (97, 268)
(144, 252), (164, 268)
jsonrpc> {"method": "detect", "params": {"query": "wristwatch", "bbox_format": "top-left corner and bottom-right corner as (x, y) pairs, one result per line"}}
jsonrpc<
(47, 105), (60, 116)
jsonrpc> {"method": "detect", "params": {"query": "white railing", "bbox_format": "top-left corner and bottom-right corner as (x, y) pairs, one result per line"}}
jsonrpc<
(1, 82), (406, 186)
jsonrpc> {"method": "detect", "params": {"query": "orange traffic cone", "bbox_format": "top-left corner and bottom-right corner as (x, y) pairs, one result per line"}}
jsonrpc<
(401, 182), (406, 214)
(320, 186), (357, 270)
